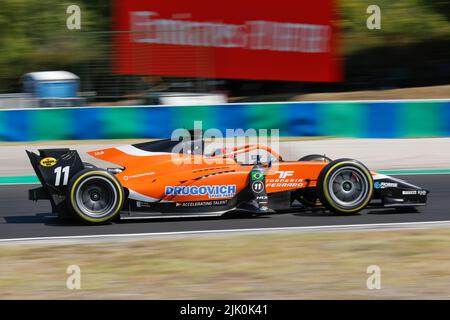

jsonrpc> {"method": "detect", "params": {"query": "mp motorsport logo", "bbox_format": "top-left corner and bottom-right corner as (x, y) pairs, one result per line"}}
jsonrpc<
(165, 185), (236, 199)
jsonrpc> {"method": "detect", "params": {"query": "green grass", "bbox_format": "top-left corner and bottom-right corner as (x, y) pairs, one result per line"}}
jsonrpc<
(1, 228), (450, 299)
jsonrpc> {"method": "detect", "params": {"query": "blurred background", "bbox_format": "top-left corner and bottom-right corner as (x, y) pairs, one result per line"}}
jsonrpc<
(0, 0), (448, 108)
(1, 2), (450, 301)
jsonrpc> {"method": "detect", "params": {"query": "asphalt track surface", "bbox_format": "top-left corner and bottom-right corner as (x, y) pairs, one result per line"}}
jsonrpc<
(0, 174), (449, 240)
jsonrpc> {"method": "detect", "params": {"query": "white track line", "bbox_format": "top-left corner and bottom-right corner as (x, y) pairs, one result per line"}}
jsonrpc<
(0, 182), (39, 186)
(1, 220), (450, 244)
(381, 171), (450, 175)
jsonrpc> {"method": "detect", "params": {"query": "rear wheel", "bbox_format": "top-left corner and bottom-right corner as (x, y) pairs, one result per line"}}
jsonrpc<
(317, 159), (373, 214)
(67, 169), (124, 224)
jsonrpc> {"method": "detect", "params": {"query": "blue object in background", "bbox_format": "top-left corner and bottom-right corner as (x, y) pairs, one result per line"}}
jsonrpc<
(365, 102), (399, 138)
(1, 100), (450, 141)
(22, 71), (79, 99)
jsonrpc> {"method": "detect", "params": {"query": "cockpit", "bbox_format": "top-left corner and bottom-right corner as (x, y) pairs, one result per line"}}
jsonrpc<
(132, 131), (282, 165)
(208, 144), (282, 165)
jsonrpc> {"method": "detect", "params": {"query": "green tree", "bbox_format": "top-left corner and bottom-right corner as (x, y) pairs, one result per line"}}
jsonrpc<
(341, 0), (450, 54)
(0, 0), (103, 92)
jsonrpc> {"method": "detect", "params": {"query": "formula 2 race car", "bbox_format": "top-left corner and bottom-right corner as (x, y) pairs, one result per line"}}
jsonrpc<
(26, 133), (429, 224)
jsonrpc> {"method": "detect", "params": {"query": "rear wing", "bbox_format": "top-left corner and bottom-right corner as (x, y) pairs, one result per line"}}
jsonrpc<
(26, 149), (84, 214)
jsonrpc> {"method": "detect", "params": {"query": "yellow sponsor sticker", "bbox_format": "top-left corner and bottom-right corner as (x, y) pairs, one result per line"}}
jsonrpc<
(40, 157), (57, 167)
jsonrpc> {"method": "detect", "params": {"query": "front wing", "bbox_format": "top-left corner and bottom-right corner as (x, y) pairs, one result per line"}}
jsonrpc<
(370, 174), (428, 207)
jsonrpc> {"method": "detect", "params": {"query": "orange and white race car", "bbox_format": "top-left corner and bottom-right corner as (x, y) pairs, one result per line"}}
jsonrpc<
(27, 133), (428, 224)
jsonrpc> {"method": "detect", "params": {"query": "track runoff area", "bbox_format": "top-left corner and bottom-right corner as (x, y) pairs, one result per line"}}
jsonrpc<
(0, 170), (449, 242)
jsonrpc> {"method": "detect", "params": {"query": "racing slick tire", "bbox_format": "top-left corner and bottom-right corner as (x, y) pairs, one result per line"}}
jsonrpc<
(67, 169), (124, 224)
(296, 155), (331, 207)
(317, 159), (373, 214)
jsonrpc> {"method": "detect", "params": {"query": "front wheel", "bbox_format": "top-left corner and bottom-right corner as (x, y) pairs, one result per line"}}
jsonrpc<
(317, 159), (373, 214)
(67, 169), (124, 224)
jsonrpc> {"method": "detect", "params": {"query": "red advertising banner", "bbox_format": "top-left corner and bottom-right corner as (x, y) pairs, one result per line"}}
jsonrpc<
(113, 0), (341, 82)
